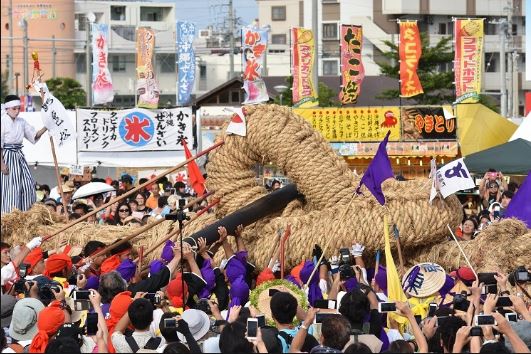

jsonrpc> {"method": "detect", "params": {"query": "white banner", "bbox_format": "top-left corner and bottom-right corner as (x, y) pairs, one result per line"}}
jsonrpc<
(435, 158), (476, 198)
(77, 107), (193, 152)
(40, 92), (76, 146)
(91, 23), (114, 105)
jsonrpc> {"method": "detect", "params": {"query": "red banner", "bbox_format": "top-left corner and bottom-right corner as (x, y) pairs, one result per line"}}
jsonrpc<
(399, 21), (423, 97)
(339, 25), (364, 105)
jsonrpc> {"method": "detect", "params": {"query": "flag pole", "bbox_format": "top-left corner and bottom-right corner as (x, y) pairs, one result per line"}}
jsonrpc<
(446, 224), (478, 281)
(384, 205), (404, 275)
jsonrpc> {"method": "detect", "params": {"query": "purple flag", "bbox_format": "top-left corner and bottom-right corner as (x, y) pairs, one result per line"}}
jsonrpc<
(504, 171), (531, 228)
(356, 130), (394, 205)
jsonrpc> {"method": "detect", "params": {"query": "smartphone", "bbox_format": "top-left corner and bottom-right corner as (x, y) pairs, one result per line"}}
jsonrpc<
(72, 290), (91, 301)
(505, 313), (518, 322)
(315, 300), (337, 310)
(478, 272), (497, 285)
(256, 314), (266, 328)
(474, 314), (497, 326)
(86, 313), (98, 336)
(314, 312), (337, 324)
(470, 326), (483, 337)
(247, 318), (258, 339)
(144, 293), (161, 305)
(482, 284), (498, 295)
(19, 263), (30, 278)
(378, 302), (396, 313)
(496, 296), (513, 307)
(164, 318), (177, 328)
(414, 315), (422, 325)
(269, 288), (280, 297)
(428, 303), (437, 317)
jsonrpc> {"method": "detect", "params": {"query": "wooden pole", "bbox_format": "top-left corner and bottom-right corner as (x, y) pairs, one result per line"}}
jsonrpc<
(42, 140), (224, 241)
(48, 136), (67, 217)
(279, 225), (291, 280)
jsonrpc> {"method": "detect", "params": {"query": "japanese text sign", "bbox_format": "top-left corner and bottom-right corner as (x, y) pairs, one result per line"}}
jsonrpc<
(400, 106), (456, 140)
(76, 107), (193, 152)
(454, 19), (484, 103)
(136, 28), (160, 108)
(339, 25), (365, 105)
(91, 23), (114, 105)
(436, 158), (475, 198)
(291, 27), (318, 107)
(399, 21), (423, 97)
(241, 26), (269, 104)
(40, 92), (76, 146)
(177, 21), (196, 105)
(295, 107), (401, 142)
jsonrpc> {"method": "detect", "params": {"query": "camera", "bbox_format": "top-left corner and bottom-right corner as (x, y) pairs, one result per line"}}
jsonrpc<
(508, 266), (529, 286)
(19, 263), (30, 278)
(144, 293), (161, 305)
(339, 248), (351, 265)
(164, 318), (177, 329)
(196, 298), (212, 315)
(453, 293), (470, 312)
(339, 264), (355, 280)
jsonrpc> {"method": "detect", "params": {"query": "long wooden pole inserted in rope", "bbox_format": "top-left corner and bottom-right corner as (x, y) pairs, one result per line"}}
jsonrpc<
(42, 141), (224, 241)
(447, 224), (478, 281)
(48, 136), (67, 217)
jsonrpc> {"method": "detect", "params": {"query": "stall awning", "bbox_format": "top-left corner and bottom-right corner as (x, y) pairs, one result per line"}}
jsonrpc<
(464, 139), (531, 175)
(456, 104), (517, 156)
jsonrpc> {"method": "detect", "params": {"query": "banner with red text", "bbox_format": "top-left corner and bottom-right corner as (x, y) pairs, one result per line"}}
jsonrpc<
(91, 23), (114, 104)
(454, 19), (484, 103)
(291, 27), (318, 108)
(136, 28), (160, 109)
(399, 21), (423, 97)
(242, 26), (269, 104)
(339, 25), (365, 104)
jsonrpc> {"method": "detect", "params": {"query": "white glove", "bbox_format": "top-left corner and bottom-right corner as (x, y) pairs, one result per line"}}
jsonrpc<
(78, 258), (92, 273)
(26, 236), (42, 250)
(271, 260), (281, 273)
(351, 243), (365, 257)
(319, 279), (328, 294)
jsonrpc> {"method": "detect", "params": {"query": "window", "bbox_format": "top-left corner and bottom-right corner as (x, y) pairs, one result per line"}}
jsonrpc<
(511, 24), (517, 35)
(322, 23), (338, 39)
(158, 54), (175, 73)
(271, 34), (287, 45)
(111, 6), (126, 21)
(75, 14), (86, 31)
(199, 64), (207, 79)
(231, 91), (240, 103)
(141, 7), (163, 21)
(323, 59), (338, 75)
(447, 22), (454, 35)
(111, 55), (127, 72)
(271, 6), (286, 21)
(75, 53), (86, 73)
(438, 23), (447, 34)
(112, 25), (135, 41)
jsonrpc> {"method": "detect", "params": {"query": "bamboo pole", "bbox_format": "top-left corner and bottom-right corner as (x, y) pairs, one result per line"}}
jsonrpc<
(42, 140), (224, 241)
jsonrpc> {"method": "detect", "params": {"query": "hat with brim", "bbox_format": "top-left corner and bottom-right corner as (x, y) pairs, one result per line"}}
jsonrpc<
(62, 181), (75, 193)
(402, 263), (447, 298)
(9, 298), (45, 341)
(177, 309), (210, 342)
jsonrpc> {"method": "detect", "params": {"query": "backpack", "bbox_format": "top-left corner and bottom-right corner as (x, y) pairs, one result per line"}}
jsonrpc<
(124, 334), (162, 353)
(277, 328), (319, 353)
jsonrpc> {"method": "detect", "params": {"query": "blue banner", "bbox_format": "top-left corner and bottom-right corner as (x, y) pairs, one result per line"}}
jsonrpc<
(177, 21), (196, 105)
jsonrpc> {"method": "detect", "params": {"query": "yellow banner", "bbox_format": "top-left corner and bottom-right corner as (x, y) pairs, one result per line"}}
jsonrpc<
(295, 107), (401, 141)
(291, 28), (319, 108)
(454, 19), (484, 103)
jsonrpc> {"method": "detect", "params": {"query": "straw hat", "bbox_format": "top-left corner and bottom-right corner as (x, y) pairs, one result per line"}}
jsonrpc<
(402, 262), (447, 298)
(249, 279), (308, 326)
(62, 181), (75, 193)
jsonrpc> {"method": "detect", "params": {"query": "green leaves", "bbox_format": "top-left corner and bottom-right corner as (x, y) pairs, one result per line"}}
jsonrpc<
(45, 77), (87, 109)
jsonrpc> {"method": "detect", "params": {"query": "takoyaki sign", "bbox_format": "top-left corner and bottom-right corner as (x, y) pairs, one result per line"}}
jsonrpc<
(76, 107), (193, 152)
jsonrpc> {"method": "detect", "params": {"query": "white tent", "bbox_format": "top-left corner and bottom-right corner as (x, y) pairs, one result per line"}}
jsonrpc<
(509, 112), (531, 142)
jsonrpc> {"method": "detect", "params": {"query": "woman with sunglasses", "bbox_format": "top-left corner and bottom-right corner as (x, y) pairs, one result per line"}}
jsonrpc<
(111, 202), (133, 226)
(1, 95), (48, 213)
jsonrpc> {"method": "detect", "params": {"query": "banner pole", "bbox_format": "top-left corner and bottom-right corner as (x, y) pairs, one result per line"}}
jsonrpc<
(447, 224), (478, 281)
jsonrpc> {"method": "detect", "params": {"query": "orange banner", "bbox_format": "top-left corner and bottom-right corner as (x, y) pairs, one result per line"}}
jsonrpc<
(339, 25), (364, 104)
(136, 27), (159, 108)
(399, 21), (423, 97)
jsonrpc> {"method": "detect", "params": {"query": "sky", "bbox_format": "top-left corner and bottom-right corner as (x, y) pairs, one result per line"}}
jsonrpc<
(166, 0), (258, 30)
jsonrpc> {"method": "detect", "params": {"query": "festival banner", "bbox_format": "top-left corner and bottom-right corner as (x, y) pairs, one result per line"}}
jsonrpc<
(136, 28), (160, 108)
(454, 19), (484, 103)
(91, 23), (114, 105)
(398, 21), (423, 97)
(242, 26), (269, 104)
(177, 21), (196, 105)
(41, 91), (76, 146)
(400, 106), (456, 140)
(339, 25), (365, 105)
(291, 27), (318, 107)
(435, 158), (476, 198)
(76, 107), (193, 152)
(295, 107), (401, 142)
(329, 141), (458, 157)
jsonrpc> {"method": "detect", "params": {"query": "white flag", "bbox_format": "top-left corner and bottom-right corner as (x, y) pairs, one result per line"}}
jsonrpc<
(40, 91), (76, 147)
(429, 158), (438, 203)
(225, 107), (247, 137)
(435, 158), (475, 198)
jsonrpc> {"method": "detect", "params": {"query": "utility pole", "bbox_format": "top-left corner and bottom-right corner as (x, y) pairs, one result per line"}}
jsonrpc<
(312, 0), (318, 92)
(228, 0), (235, 79)
(52, 35), (57, 78)
(8, 0), (14, 93)
(511, 51), (519, 119)
(22, 19), (28, 94)
(86, 18), (92, 106)
(499, 19), (507, 117)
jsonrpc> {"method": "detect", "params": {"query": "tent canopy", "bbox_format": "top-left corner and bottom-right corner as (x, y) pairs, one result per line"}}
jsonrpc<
(464, 138), (531, 175)
(509, 112), (531, 142)
(456, 104), (518, 156)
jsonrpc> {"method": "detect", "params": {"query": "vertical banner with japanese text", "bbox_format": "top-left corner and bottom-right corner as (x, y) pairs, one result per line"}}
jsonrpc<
(454, 19), (484, 103)
(398, 21), (423, 97)
(242, 26), (269, 104)
(91, 23), (114, 105)
(41, 92), (76, 146)
(76, 107), (193, 152)
(177, 21), (196, 106)
(136, 28), (160, 109)
(291, 27), (318, 107)
(339, 25), (365, 105)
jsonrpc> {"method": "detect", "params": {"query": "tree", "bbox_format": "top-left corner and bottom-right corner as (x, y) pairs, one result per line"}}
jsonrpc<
(1, 71), (8, 103)
(273, 76), (339, 107)
(45, 77), (86, 109)
(375, 34), (499, 112)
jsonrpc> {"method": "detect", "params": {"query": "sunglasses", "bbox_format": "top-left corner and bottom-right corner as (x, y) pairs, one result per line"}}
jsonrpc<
(119, 209), (129, 212)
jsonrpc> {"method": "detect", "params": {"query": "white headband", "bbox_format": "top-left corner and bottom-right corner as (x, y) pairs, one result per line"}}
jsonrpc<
(4, 100), (21, 109)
